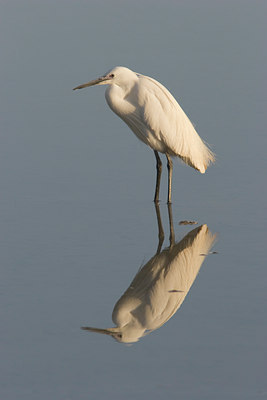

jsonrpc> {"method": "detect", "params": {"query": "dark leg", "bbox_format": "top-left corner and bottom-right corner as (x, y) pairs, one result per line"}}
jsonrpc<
(154, 151), (162, 203)
(167, 202), (175, 247)
(166, 154), (173, 204)
(154, 202), (164, 254)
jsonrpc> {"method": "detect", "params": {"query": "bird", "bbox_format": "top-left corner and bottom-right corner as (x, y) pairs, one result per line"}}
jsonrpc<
(81, 205), (217, 343)
(73, 66), (215, 203)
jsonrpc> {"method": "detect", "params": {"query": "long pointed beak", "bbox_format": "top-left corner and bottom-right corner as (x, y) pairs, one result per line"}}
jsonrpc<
(81, 326), (119, 336)
(73, 75), (110, 90)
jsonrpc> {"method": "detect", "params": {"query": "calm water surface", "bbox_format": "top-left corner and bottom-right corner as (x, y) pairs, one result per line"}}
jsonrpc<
(1, 1), (266, 399)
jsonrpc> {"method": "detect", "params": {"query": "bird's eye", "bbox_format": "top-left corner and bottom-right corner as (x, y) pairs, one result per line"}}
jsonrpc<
(109, 73), (114, 78)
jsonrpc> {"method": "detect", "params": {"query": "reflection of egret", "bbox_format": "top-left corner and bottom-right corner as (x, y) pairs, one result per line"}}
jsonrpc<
(73, 66), (215, 203)
(82, 205), (216, 343)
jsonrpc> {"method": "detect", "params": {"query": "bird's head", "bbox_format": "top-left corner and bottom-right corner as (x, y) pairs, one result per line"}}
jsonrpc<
(73, 66), (138, 91)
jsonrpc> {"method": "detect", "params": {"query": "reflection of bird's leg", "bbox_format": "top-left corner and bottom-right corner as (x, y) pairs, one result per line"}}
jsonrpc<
(167, 202), (175, 246)
(166, 154), (173, 204)
(154, 202), (165, 254)
(154, 151), (162, 203)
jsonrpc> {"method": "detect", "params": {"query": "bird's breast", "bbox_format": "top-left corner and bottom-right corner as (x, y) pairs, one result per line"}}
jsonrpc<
(105, 84), (169, 152)
(105, 85), (136, 117)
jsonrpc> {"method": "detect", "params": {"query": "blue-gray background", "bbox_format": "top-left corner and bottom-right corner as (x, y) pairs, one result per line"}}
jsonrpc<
(1, 0), (266, 399)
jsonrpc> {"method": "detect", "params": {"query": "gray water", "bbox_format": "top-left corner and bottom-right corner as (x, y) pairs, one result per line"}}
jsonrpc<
(1, 1), (266, 399)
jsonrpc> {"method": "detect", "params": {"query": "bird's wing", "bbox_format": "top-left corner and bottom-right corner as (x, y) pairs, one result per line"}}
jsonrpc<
(134, 75), (214, 172)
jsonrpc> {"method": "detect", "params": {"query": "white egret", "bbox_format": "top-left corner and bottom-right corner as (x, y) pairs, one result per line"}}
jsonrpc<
(81, 205), (217, 343)
(73, 66), (215, 203)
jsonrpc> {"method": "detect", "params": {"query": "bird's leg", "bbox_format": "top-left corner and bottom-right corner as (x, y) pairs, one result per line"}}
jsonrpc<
(154, 151), (162, 203)
(154, 202), (164, 254)
(167, 202), (175, 247)
(166, 154), (173, 204)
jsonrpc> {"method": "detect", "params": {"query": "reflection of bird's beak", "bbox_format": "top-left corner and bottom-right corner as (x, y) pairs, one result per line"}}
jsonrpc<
(81, 326), (119, 336)
(73, 76), (111, 90)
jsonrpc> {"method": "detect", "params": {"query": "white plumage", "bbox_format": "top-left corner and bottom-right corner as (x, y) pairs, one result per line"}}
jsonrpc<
(81, 223), (216, 343)
(73, 66), (215, 202)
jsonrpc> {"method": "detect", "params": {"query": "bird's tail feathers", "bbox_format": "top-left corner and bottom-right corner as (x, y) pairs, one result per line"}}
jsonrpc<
(198, 142), (215, 173)
(178, 140), (215, 173)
